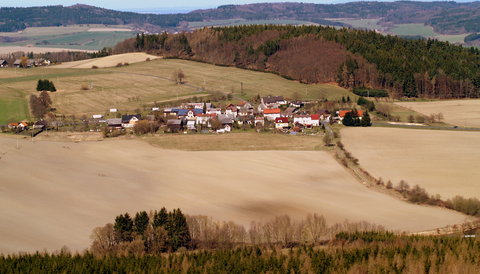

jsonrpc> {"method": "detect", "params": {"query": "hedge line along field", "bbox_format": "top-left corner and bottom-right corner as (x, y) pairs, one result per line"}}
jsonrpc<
(0, 136), (466, 253)
(342, 127), (480, 199)
(396, 99), (480, 128)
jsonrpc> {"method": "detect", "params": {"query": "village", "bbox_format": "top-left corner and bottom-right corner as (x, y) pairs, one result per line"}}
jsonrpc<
(3, 95), (367, 137)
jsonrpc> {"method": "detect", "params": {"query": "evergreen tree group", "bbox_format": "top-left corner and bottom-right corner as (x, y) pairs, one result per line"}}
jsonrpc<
(102, 208), (191, 254)
(36, 79), (56, 92)
(342, 110), (371, 127)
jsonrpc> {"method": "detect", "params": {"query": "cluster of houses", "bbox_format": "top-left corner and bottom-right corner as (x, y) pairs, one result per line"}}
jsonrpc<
(101, 96), (358, 133)
(5, 120), (47, 131)
(0, 58), (51, 68)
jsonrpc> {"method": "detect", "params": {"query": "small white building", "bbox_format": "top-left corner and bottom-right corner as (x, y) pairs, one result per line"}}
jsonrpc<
(109, 108), (118, 113)
(152, 107), (160, 111)
(93, 114), (103, 119)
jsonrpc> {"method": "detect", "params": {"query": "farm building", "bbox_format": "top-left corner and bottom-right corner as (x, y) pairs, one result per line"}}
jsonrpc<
(0, 60), (8, 67)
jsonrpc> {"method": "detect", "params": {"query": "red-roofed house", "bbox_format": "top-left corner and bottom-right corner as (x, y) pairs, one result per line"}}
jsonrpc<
(338, 110), (363, 120)
(275, 117), (289, 129)
(263, 108), (281, 121)
(310, 114), (320, 127)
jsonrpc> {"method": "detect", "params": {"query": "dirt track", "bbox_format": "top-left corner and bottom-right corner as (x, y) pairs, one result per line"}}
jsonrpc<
(0, 136), (468, 254)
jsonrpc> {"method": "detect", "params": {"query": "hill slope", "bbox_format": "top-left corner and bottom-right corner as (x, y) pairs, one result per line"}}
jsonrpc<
(123, 25), (480, 99)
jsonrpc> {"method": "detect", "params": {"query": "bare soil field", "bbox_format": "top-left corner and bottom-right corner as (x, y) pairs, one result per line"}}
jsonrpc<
(0, 46), (93, 54)
(342, 127), (480, 199)
(53, 53), (160, 68)
(0, 136), (467, 254)
(396, 99), (480, 128)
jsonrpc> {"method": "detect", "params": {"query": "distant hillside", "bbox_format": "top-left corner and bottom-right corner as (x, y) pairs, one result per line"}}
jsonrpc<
(116, 25), (480, 99)
(1, 2), (479, 34)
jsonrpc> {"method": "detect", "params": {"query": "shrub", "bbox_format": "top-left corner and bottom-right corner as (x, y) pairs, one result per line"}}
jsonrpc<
(92, 65), (99, 69)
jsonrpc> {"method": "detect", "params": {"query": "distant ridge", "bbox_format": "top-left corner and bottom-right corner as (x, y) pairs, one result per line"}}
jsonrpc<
(0, 1), (479, 34)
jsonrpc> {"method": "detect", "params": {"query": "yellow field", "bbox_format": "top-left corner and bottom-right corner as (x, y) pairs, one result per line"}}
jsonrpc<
(396, 99), (480, 128)
(0, 135), (467, 253)
(53, 52), (160, 68)
(342, 127), (480, 199)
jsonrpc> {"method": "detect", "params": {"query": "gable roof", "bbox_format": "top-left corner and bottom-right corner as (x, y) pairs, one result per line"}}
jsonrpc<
(121, 114), (141, 123)
(167, 119), (182, 125)
(107, 118), (122, 126)
(263, 108), (281, 114)
(311, 114), (321, 120)
(262, 96), (285, 104)
(339, 110), (364, 118)
(275, 117), (289, 123)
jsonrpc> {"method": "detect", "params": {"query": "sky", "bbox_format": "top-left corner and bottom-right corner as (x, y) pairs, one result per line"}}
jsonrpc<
(0, 0), (473, 12)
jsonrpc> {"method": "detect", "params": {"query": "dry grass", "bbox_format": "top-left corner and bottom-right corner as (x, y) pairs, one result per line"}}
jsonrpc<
(143, 132), (323, 151)
(396, 99), (480, 128)
(0, 136), (466, 253)
(53, 53), (160, 68)
(342, 127), (480, 199)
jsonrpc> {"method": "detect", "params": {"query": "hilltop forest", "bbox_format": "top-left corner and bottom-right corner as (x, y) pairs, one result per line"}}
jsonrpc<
(115, 25), (480, 99)
(1, 1), (479, 34)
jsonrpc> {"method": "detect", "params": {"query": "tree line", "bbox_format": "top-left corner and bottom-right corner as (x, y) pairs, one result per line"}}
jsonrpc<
(2, 232), (479, 272)
(124, 25), (480, 99)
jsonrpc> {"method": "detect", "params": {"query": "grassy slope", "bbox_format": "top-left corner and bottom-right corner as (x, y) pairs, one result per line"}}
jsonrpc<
(0, 57), (352, 119)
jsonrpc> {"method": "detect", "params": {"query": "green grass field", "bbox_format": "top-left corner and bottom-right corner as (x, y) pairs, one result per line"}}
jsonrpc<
(0, 56), (354, 120)
(0, 25), (135, 51)
(331, 18), (382, 30)
(389, 24), (437, 37)
(0, 86), (30, 124)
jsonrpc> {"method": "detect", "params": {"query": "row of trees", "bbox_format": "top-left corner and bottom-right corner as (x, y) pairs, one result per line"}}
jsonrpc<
(91, 210), (386, 256)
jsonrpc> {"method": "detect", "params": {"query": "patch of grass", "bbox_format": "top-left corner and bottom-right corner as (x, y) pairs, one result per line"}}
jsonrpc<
(332, 18), (382, 30)
(0, 87), (30, 124)
(142, 132), (323, 151)
(389, 24), (437, 37)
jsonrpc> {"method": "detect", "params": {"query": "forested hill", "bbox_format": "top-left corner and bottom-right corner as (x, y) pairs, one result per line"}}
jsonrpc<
(1, 1), (480, 34)
(116, 25), (480, 99)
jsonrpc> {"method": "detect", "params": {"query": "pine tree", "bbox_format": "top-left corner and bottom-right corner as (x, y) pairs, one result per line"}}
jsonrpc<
(361, 111), (372, 127)
(153, 207), (168, 228)
(133, 211), (149, 236)
(114, 213), (134, 242)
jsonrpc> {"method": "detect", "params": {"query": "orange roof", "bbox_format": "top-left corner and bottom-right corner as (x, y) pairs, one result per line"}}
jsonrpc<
(339, 110), (363, 117)
(263, 108), (281, 114)
(9, 123), (19, 126)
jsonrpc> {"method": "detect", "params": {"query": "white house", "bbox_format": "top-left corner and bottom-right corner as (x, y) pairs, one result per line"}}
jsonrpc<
(152, 107), (160, 111)
(186, 120), (196, 130)
(263, 108), (281, 121)
(109, 108), (118, 113)
(121, 114), (141, 128)
(293, 115), (312, 126)
(254, 116), (265, 126)
(93, 114), (103, 119)
(206, 108), (222, 115)
(275, 117), (289, 129)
